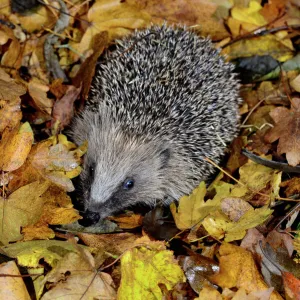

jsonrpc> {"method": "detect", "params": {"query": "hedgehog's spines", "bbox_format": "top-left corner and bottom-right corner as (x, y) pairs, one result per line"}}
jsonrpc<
(71, 25), (241, 219)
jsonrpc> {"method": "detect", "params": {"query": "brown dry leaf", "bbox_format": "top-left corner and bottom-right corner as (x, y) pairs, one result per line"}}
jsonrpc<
(72, 31), (108, 100)
(0, 122), (34, 172)
(0, 181), (50, 244)
(33, 143), (78, 172)
(49, 79), (68, 99)
(41, 248), (116, 299)
(0, 68), (26, 101)
(282, 271), (300, 300)
(78, 232), (141, 255)
(130, 0), (229, 40)
(17, 6), (57, 33)
(247, 130), (272, 155)
(0, 99), (22, 133)
(0, 260), (31, 300)
(265, 98), (300, 166)
(37, 185), (81, 227)
(280, 177), (300, 197)
(22, 224), (55, 241)
(221, 197), (252, 222)
(109, 213), (143, 229)
(8, 135), (84, 195)
(0, 25), (22, 70)
(226, 137), (248, 174)
(51, 85), (82, 134)
(0, 68), (26, 132)
(28, 80), (54, 115)
(260, 0), (288, 23)
(179, 254), (219, 294)
(211, 243), (283, 300)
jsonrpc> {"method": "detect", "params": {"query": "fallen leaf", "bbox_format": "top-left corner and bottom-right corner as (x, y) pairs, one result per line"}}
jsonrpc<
(78, 232), (141, 255)
(28, 80), (54, 115)
(221, 197), (252, 222)
(179, 253), (219, 294)
(202, 205), (273, 242)
(170, 182), (221, 230)
(51, 84), (82, 133)
(0, 261), (31, 300)
(22, 224), (55, 241)
(109, 213), (143, 229)
(231, 0), (266, 26)
(211, 243), (283, 300)
(118, 242), (185, 299)
(222, 35), (294, 62)
(0, 68), (26, 101)
(72, 31), (108, 101)
(42, 248), (116, 299)
(282, 271), (300, 300)
(265, 98), (300, 166)
(70, 0), (151, 57)
(1, 240), (86, 268)
(0, 122), (34, 172)
(0, 181), (50, 244)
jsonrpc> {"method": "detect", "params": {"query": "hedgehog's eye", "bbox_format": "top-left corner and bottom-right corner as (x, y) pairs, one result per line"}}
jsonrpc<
(123, 179), (134, 190)
(89, 164), (96, 178)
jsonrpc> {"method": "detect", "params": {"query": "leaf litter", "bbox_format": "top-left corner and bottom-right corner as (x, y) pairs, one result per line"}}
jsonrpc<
(0, 0), (299, 299)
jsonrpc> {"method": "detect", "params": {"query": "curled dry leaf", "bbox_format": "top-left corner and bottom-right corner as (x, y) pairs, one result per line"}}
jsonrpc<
(51, 84), (82, 133)
(0, 68), (26, 132)
(179, 253), (219, 294)
(28, 80), (54, 115)
(0, 122), (34, 172)
(0, 261), (31, 300)
(265, 98), (300, 166)
(42, 248), (116, 300)
(211, 243), (283, 300)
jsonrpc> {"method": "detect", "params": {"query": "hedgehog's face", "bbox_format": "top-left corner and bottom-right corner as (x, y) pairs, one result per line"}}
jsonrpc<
(80, 134), (171, 220)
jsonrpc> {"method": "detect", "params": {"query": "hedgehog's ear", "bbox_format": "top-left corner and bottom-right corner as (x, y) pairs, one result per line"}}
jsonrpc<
(159, 146), (171, 169)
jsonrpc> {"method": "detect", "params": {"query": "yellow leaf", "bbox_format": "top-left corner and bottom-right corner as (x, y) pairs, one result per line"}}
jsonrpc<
(1, 240), (86, 268)
(202, 205), (273, 242)
(171, 182), (221, 230)
(211, 243), (283, 300)
(70, 0), (150, 57)
(0, 122), (34, 172)
(222, 35), (294, 62)
(118, 243), (185, 300)
(0, 181), (50, 244)
(231, 1), (267, 26)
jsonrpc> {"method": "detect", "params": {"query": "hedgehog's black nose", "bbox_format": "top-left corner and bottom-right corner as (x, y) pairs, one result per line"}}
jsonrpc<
(78, 210), (100, 227)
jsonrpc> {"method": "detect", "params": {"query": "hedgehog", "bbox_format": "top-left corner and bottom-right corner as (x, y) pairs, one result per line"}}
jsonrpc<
(71, 25), (241, 221)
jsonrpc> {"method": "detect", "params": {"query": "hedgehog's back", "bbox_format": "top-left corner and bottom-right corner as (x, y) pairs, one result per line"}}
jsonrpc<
(89, 25), (240, 171)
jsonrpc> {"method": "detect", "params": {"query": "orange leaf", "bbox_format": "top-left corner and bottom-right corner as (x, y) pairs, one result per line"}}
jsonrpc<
(0, 122), (34, 172)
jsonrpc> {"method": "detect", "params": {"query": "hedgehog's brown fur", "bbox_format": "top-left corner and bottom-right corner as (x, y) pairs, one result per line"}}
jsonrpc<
(71, 25), (241, 220)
